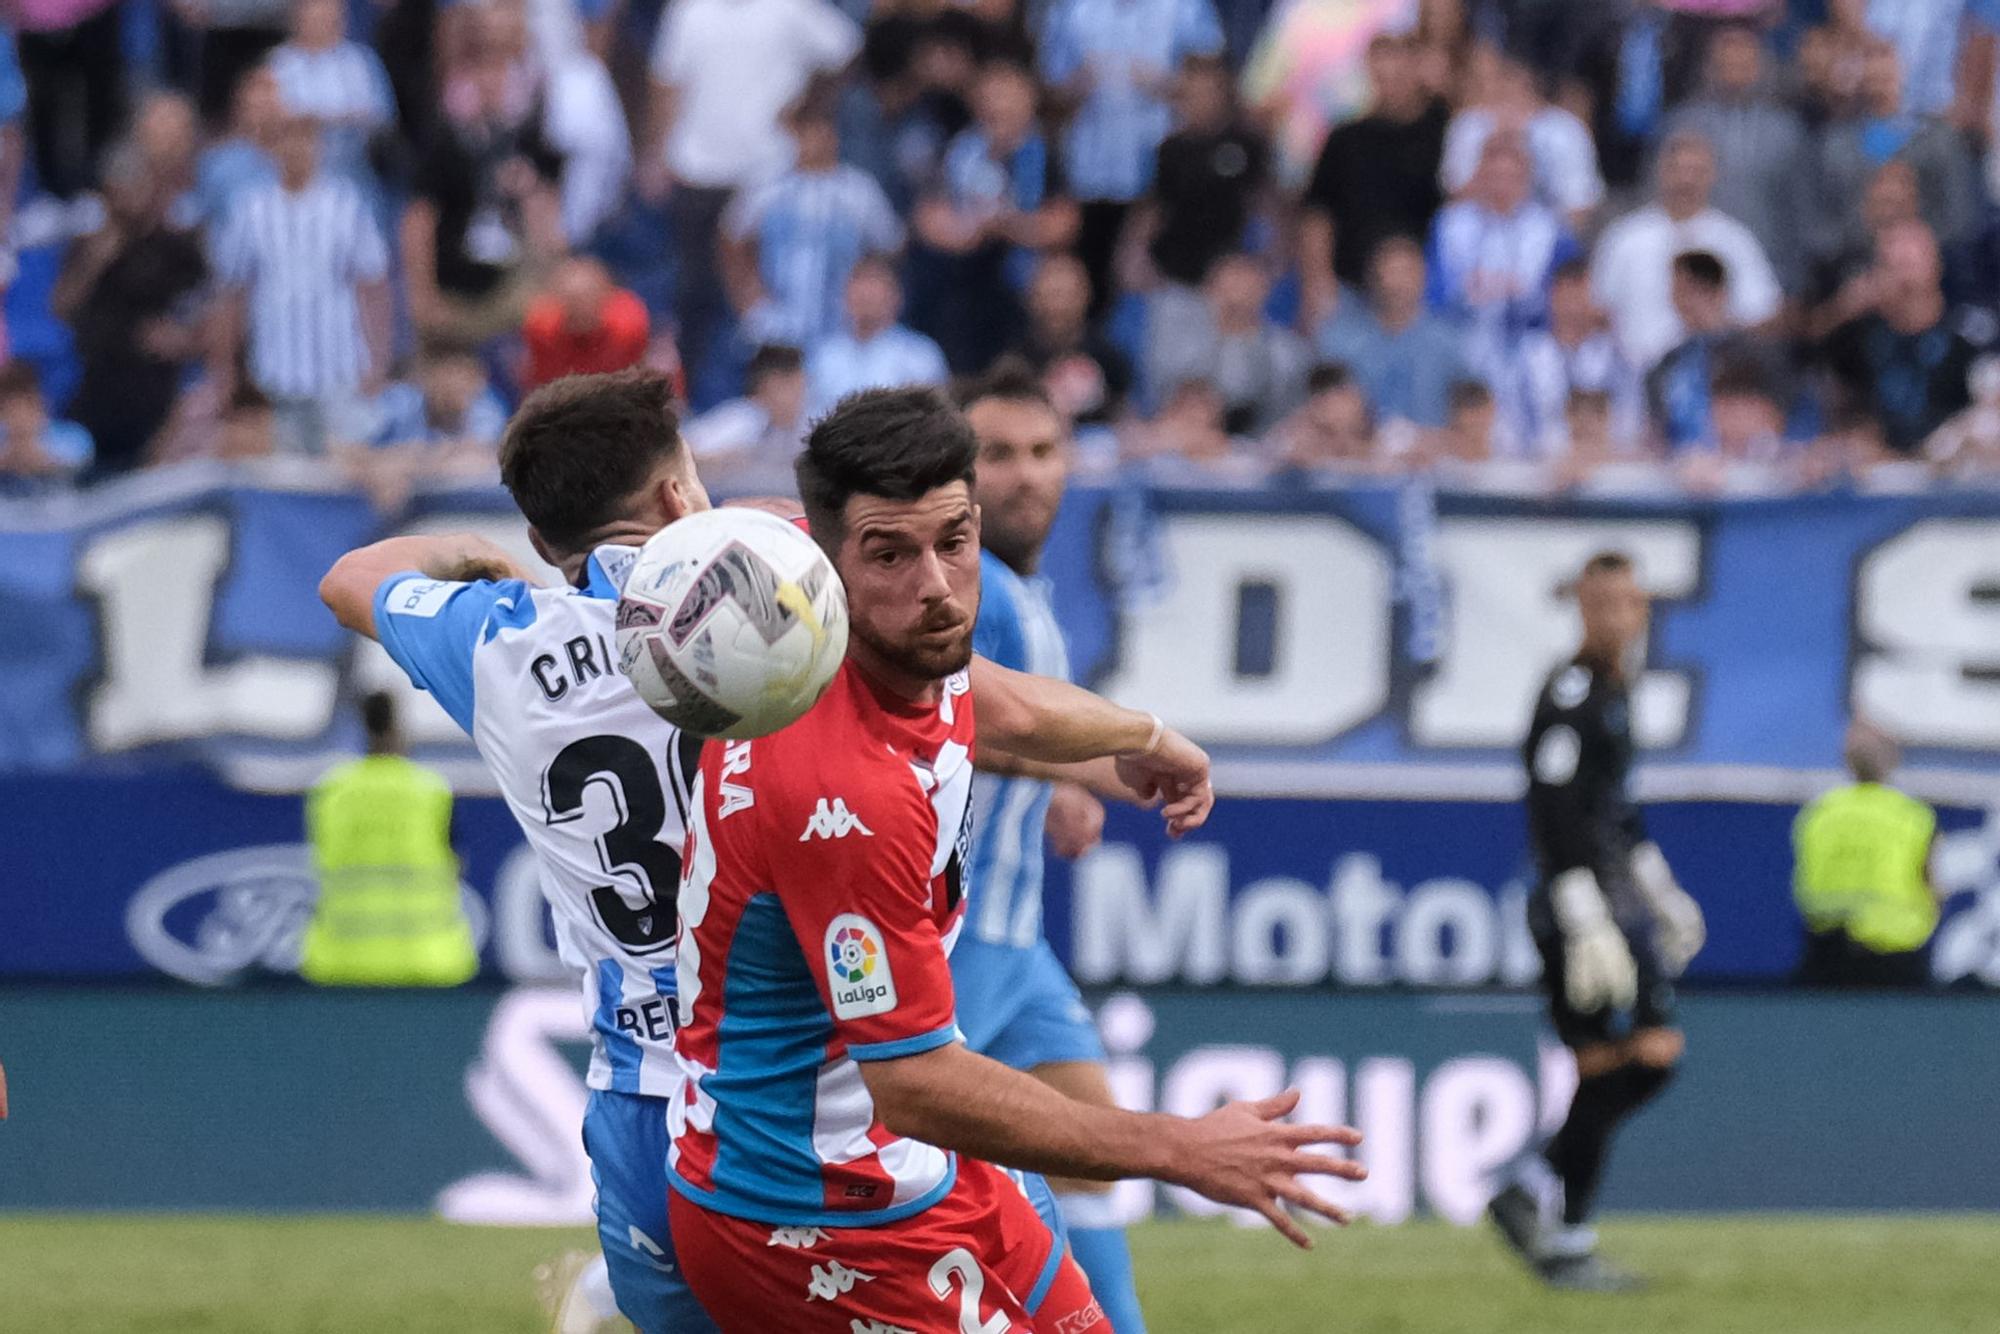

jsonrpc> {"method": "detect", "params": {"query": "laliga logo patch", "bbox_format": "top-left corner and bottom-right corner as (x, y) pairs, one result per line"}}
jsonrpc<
(824, 914), (897, 1019)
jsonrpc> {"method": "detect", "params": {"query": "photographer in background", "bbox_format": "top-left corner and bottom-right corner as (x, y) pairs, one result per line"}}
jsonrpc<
(1793, 720), (1940, 988)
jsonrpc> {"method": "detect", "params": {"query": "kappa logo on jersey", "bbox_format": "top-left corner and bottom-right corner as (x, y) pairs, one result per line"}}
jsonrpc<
(824, 914), (898, 1019)
(769, 1226), (831, 1250)
(385, 578), (457, 619)
(802, 797), (875, 841)
(806, 1261), (874, 1302)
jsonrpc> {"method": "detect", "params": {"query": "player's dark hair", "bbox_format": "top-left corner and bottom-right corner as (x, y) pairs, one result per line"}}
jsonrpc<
(955, 355), (1053, 414)
(1551, 256), (1592, 286)
(0, 359), (42, 403)
(1567, 387), (1612, 414)
(1307, 362), (1354, 396)
(1672, 249), (1728, 291)
(796, 386), (978, 550)
(1448, 379), (1493, 412)
(359, 690), (397, 748)
(747, 343), (804, 390)
(499, 369), (684, 552)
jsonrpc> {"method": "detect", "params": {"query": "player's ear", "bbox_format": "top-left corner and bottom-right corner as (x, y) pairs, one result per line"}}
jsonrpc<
(527, 526), (557, 570)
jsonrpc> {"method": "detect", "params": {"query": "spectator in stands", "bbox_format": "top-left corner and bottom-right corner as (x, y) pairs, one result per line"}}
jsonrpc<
(1501, 259), (1643, 459)
(721, 88), (905, 350)
(0, 361), (91, 495)
(1646, 250), (1789, 454)
(364, 349), (508, 451)
(1813, 40), (1980, 261)
(1145, 251), (1309, 435)
(1299, 33), (1449, 328)
(685, 343), (812, 485)
(53, 140), (211, 478)
(1590, 129), (1783, 370)
(519, 257), (652, 391)
(1866, 0), (1980, 121)
(1655, 0), (1781, 107)
(1793, 719), (1941, 988)
(267, 0), (396, 186)
(1789, 0), (1876, 130)
(1239, 0), (1400, 181)
(912, 59), (1081, 372)
(1009, 251), (1132, 426)
(1705, 362), (1792, 465)
(195, 63), (281, 225)
(643, 0), (861, 398)
(806, 254), (949, 412)
(854, 13), (980, 213)
(15, 0), (125, 201)
(1037, 0), (1224, 316)
(1822, 218), (1983, 455)
(534, 17), (631, 249)
(1441, 46), (1604, 231)
(181, 0), (293, 127)
(1559, 387), (1619, 479)
(1430, 378), (1507, 470)
(1270, 362), (1379, 475)
(1666, 22), (1812, 294)
(1123, 52), (1270, 297)
(1318, 236), (1474, 431)
(0, 30), (23, 274)
(212, 111), (391, 456)
(1808, 158), (1925, 336)
(134, 91), (201, 228)
(401, 14), (565, 351)
(1425, 131), (1578, 383)
(1121, 374), (1264, 482)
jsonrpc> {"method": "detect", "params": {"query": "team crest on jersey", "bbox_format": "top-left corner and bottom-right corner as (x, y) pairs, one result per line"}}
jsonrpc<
(824, 914), (897, 1019)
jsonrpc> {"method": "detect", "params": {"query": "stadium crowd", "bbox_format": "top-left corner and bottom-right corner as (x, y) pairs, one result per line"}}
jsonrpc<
(3, 0), (2000, 500)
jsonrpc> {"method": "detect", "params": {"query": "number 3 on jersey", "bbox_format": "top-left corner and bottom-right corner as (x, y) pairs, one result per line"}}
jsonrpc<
(929, 1248), (1010, 1334)
(542, 734), (685, 953)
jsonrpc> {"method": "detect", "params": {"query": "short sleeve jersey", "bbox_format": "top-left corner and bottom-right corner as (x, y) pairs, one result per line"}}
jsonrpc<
(669, 659), (978, 1227)
(373, 546), (695, 1095)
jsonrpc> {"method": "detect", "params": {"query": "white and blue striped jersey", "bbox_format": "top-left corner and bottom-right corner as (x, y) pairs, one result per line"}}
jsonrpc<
(965, 549), (1072, 949)
(723, 164), (904, 347)
(373, 546), (692, 1095)
(212, 174), (388, 400)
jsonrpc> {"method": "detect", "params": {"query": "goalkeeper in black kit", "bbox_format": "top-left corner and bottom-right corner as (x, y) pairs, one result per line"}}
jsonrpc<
(1487, 551), (1706, 1291)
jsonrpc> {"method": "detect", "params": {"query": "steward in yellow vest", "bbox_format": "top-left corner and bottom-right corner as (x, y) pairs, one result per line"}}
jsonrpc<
(301, 692), (477, 986)
(1793, 722), (1937, 988)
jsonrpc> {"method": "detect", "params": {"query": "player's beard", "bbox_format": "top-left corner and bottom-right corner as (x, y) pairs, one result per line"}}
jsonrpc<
(858, 607), (977, 684)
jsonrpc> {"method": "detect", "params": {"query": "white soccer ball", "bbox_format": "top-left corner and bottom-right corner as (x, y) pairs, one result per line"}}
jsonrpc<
(615, 508), (848, 739)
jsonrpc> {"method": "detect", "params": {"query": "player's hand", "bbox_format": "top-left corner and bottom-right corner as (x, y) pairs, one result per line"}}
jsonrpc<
(1113, 724), (1213, 838)
(1045, 782), (1105, 859)
(1166, 1090), (1366, 1249)
(1551, 868), (1638, 1011)
(1631, 842), (1705, 976)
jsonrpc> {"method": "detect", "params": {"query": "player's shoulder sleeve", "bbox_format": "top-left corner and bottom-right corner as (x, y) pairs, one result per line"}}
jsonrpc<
(765, 743), (959, 1062)
(372, 573), (538, 734)
(972, 552), (1029, 669)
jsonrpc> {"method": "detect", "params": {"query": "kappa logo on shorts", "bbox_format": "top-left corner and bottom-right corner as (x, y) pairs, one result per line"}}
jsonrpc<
(806, 1261), (874, 1301)
(825, 914), (898, 1020)
(802, 797), (874, 841)
(849, 1321), (916, 1334)
(768, 1226), (831, 1250)
(1055, 1303), (1108, 1333)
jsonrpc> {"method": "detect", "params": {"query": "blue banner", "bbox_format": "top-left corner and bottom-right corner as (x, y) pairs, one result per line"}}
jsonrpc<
(5, 466), (1999, 797)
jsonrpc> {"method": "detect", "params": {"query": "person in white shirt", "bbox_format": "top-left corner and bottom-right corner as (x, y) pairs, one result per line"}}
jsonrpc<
(1441, 48), (1604, 230)
(267, 0), (395, 185)
(641, 0), (860, 398)
(1590, 130), (1783, 371)
(806, 254), (949, 413)
(684, 343), (811, 490)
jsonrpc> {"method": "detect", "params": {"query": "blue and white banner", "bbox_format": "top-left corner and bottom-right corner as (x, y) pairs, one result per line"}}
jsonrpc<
(5, 464), (1999, 799)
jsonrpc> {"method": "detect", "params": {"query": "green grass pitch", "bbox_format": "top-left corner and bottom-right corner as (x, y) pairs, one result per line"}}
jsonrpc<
(4, 1213), (1996, 1332)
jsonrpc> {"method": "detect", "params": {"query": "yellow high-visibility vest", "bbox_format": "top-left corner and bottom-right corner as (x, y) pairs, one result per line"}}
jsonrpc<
(301, 755), (477, 987)
(1793, 782), (1938, 954)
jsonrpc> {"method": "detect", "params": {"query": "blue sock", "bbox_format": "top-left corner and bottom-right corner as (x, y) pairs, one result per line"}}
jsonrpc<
(1057, 1193), (1146, 1334)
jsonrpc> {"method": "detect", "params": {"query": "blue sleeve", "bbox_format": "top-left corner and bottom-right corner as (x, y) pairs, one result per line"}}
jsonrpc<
(372, 573), (530, 734)
(972, 561), (1029, 671)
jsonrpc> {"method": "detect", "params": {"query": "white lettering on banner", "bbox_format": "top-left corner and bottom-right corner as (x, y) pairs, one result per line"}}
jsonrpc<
(1854, 520), (2000, 747)
(1411, 519), (1699, 749)
(1420, 1058), (1537, 1225)
(1073, 844), (1540, 988)
(1095, 516), (1391, 744)
(80, 516), (340, 750)
(436, 987), (596, 1226)
(1293, 1056), (1417, 1225)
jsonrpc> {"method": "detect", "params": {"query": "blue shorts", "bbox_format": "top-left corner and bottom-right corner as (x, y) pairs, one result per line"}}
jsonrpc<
(581, 1089), (717, 1334)
(952, 936), (1106, 1071)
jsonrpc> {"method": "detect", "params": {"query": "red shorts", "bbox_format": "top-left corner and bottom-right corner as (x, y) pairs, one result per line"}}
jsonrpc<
(669, 1157), (1105, 1333)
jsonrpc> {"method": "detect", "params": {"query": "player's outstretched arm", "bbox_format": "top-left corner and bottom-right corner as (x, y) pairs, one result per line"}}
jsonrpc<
(969, 655), (1214, 836)
(859, 1041), (1365, 1249)
(320, 534), (537, 639)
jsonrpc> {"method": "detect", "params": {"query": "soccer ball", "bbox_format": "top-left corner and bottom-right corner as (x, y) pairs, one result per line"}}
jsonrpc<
(615, 508), (848, 739)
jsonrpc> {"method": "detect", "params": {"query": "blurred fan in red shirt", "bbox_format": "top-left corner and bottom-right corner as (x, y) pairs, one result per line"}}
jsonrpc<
(520, 258), (659, 390)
